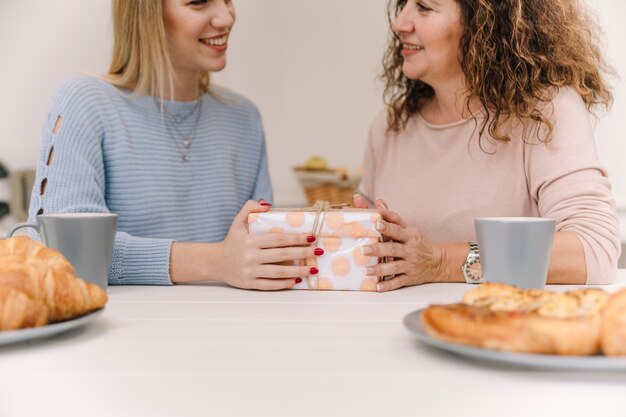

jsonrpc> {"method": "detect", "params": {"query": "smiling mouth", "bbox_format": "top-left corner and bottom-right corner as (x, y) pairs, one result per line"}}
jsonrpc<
(402, 43), (424, 51)
(200, 35), (228, 46)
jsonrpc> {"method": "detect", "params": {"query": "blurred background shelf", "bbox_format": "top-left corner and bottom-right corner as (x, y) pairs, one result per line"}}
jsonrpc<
(294, 166), (361, 206)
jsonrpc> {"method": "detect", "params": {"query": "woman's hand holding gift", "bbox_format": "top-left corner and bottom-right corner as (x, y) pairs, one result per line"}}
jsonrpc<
(354, 196), (445, 292)
(171, 200), (321, 289)
(217, 200), (321, 290)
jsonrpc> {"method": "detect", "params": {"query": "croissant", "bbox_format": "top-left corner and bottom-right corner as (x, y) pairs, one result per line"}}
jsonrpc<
(421, 303), (603, 356)
(601, 288), (626, 356)
(422, 283), (608, 356)
(0, 237), (107, 327)
(0, 286), (49, 331)
(0, 236), (75, 275)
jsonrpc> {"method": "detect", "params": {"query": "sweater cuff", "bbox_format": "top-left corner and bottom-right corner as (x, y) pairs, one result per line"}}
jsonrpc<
(109, 233), (174, 286)
(576, 232), (616, 285)
(581, 239), (601, 285)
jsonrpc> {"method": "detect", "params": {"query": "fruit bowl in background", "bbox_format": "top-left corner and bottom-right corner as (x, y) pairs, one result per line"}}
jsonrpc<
(294, 156), (362, 206)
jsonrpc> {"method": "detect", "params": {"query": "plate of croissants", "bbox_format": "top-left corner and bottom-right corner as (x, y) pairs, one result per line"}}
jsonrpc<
(0, 236), (108, 346)
(404, 283), (626, 371)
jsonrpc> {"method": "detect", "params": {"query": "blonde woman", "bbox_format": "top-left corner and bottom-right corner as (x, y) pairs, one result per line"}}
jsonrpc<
(28, 0), (321, 289)
(355, 0), (621, 291)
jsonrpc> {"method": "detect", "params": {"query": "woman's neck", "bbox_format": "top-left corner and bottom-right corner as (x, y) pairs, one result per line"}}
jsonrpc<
(420, 75), (469, 125)
(163, 68), (202, 102)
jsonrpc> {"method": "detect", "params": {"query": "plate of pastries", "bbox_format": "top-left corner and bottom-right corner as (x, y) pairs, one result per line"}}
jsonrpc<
(0, 236), (108, 345)
(404, 283), (626, 370)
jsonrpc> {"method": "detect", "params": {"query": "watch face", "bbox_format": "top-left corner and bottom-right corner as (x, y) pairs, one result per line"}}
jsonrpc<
(467, 261), (482, 282)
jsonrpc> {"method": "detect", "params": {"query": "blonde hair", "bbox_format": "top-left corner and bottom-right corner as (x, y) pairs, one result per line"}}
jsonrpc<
(105, 0), (210, 99)
(383, 0), (615, 144)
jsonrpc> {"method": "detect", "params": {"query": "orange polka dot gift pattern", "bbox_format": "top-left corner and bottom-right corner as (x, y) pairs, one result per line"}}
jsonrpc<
(248, 209), (383, 291)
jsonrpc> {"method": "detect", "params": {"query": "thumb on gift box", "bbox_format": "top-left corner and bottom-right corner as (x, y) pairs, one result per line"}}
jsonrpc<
(233, 199), (272, 230)
(352, 194), (370, 209)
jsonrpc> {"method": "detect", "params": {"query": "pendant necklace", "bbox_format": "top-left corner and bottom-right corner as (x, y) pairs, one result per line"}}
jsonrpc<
(160, 98), (203, 162)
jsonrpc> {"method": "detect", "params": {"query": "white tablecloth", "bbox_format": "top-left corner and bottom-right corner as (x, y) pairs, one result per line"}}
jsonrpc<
(2, 273), (626, 417)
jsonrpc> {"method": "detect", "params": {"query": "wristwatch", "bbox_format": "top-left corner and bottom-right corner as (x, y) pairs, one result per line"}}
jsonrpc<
(462, 242), (483, 284)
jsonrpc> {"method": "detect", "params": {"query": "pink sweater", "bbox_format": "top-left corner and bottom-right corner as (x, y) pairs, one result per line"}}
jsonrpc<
(359, 88), (620, 284)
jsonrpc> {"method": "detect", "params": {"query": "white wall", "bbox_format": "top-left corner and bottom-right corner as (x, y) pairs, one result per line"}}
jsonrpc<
(0, 0), (624, 208)
(0, 0), (112, 170)
(216, 1), (388, 205)
(587, 0), (626, 207)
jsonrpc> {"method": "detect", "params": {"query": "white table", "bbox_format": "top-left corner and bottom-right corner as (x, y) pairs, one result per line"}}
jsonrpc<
(2, 274), (626, 417)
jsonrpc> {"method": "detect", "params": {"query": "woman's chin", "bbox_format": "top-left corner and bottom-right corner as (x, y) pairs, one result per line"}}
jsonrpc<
(402, 67), (423, 82)
(201, 59), (228, 73)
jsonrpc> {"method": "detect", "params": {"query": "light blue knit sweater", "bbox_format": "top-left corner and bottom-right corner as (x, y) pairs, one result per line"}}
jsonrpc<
(28, 76), (273, 285)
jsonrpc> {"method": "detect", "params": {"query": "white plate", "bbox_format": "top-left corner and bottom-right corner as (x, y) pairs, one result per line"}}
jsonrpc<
(404, 308), (626, 371)
(0, 309), (104, 346)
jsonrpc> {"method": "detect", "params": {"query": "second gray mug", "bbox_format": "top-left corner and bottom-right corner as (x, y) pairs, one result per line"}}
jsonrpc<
(475, 217), (556, 289)
(8, 213), (118, 290)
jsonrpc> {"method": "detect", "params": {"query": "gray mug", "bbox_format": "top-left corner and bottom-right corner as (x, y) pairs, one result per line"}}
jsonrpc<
(475, 217), (556, 289)
(8, 213), (118, 290)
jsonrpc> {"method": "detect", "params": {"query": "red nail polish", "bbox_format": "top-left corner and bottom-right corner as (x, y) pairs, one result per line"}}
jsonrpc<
(260, 202), (272, 207)
(310, 267), (319, 275)
(314, 248), (324, 256)
(307, 236), (316, 243)
(295, 278), (302, 284)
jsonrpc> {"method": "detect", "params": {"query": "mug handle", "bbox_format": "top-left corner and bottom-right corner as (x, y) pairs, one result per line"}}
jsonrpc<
(7, 222), (39, 238)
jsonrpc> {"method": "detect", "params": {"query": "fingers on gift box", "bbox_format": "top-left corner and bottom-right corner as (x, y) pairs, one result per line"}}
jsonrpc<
(248, 209), (383, 291)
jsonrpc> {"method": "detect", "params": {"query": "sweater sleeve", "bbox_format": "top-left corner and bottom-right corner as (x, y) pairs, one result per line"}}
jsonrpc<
(249, 106), (273, 203)
(358, 110), (386, 205)
(526, 88), (621, 284)
(250, 136), (273, 202)
(28, 78), (174, 286)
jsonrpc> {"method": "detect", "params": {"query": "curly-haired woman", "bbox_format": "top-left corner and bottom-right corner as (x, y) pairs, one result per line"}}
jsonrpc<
(354, 0), (621, 290)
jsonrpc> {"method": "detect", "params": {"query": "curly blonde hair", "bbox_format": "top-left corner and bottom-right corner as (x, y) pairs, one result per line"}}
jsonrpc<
(383, 0), (615, 143)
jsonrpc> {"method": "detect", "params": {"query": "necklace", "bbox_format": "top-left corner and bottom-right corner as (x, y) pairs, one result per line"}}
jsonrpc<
(159, 98), (203, 162)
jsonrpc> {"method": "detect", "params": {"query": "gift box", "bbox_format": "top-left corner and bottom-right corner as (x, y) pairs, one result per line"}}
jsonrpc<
(248, 206), (383, 291)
